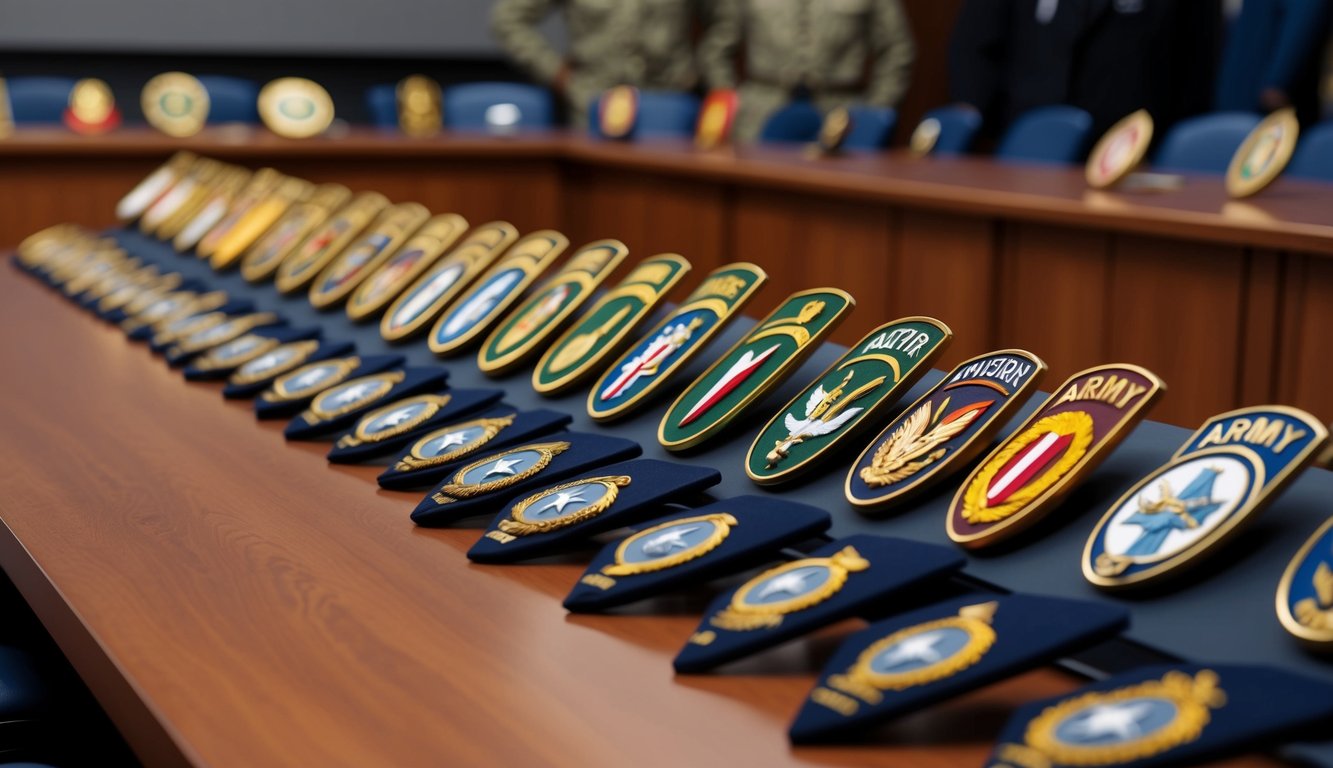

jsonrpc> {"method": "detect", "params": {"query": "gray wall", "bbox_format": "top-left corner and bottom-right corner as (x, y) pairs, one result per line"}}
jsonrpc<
(0, 0), (562, 57)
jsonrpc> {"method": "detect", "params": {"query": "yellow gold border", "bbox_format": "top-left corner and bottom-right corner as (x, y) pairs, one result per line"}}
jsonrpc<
(229, 340), (321, 386)
(261, 356), (361, 403)
(498, 475), (630, 536)
(345, 213), (469, 320)
(395, 415), (516, 471)
(711, 545), (869, 631)
(433, 441), (571, 501)
(1277, 515), (1333, 648)
(335, 394), (450, 448)
(307, 371), (404, 420)
(1227, 108), (1299, 199)
(1085, 110), (1154, 189)
(603, 513), (738, 576)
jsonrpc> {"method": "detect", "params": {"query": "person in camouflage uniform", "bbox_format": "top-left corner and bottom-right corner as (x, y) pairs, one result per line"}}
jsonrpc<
(491, 0), (706, 128)
(700, 0), (915, 143)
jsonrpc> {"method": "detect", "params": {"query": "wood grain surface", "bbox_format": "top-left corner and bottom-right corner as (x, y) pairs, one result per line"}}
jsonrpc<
(0, 268), (1287, 766)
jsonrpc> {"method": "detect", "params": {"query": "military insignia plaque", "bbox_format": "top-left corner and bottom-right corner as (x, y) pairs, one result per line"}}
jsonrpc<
(986, 664), (1333, 768)
(285, 368), (447, 440)
(172, 167), (248, 252)
(255, 354), (404, 418)
(532, 254), (689, 396)
(327, 387), (505, 463)
(1084, 406), (1327, 590)
(815, 107), (852, 155)
(378, 407), (572, 490)
(165, 311), (283, 366)
(116, 152), (196, 222)
(564, 496), (832, 613)
(674, 535), (964, 673)
(695, 89), (738, 150)
(790, 594), (1128, 744)
(410, 434), (642, 527)
(948, 364), (1164, 550)
(64, 78), (121, 134)
(184, 326), (319, 381)
(141, 72), (209, 138)
(308, 202), (431, 309)
(588, 262), (767, 422)
(659, 288), (852, 451)
(209, 178), (311, 270)
(258, 77), (335, 139)
(476, 239), (628, 375)
(847, 349), (1046, 511)
(427, 230), (569, 355)
(1086, 110), (1154, 189)
(140, 160), (215, 235)
(195, 168), (282, 259)
(239, 184), (353, 282)
(1227, 108), (1299, 199)
(908, 117), (942, 156)
(468, 459), (721, 563)
(749, 317), (952, 486)
(1278, 516), (1333, 650)
(274, 192), (389, 294)
(597, 85), (639, 139)
(396, 75), (442, 138)
(224, 339), (352, 397)
(345, 213), (469, 321)
(379, 222), (519, 342)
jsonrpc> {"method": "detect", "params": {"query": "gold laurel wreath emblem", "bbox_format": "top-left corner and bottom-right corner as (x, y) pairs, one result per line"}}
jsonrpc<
(336, 394), (450, 448)
(962, 411), (1095, 524)
(395, 415), (516, 471)
(434, 441), (572, 501)
(860, 397), (993, 487)
(602, 513), (739, 576)
(710, 546), (870, 632)
(230, 340), (320, 386)
(828, 602), (998, 704)
(1024, 670), (1225, 766)
(308, 371), (405, 420)
(1295, 561), (1333, 629)
(262, 356), (360, 402)
(497, 475), (631, 536)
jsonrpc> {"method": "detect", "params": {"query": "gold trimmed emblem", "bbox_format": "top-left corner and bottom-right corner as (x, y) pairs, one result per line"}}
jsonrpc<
(1227, 108), (1299, 199)
(261, 356), (361, 403)
(306, 371), (404, 421)
(394, 415), (516, 471)
(962, 411), (1095, 524)
(432, 441), (571, 502)
(708, 546), (870, 632)
(189, 333), (279, 372)
(229, 340), (320, 386)
(141, 72), (209, 138)
(258, 77), (335, 138)
(495, 475), (631, 537)
(335, 394), (451, 448)
(602, 513), (738, 577)
(1278, 516), (1333, 648)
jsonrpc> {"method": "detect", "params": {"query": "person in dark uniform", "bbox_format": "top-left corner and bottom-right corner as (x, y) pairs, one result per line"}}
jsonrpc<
(1215, 0), (1332, 125)
(949, 0), (1221, 139)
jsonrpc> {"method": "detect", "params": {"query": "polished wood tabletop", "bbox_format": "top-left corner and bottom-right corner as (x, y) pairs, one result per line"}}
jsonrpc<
(0, 263), (1289, 766)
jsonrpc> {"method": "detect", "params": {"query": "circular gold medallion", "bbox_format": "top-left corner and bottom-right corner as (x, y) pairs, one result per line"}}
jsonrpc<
(259, 78), (334, 139)
(1086, 110), (1154, 189)
(1227, 108), (1299, 198)
(142, 72), (210, 137)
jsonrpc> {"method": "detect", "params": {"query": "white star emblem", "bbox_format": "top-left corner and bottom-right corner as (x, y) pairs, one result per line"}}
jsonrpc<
(331, 382), (374, 404)
(427, 431), (469, 452)
(755, 569), (819, 600)
(379, 408), (416, 427)
(293, 369), (329, 387)
(536, 489), (587, 517)
(483, 457), (523, 478)
(877, 631), (946, 669)
(640, 526), (702, 557)
(1064, 702), (1155, 742)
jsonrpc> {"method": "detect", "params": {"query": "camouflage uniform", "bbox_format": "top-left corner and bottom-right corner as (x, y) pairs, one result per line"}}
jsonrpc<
(700, 0), (915, 142)
(491, 0), (704, 127)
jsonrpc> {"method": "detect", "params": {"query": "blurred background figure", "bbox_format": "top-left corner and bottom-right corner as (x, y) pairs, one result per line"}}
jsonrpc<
(491, 0), (708, 128)
(949, 0), (1221, 139)
(700, 0), (915, 143)
(1214, 0), (1332, 125)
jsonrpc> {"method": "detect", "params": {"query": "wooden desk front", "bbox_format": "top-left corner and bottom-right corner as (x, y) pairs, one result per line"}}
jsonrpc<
(2, 128), (1328, 430)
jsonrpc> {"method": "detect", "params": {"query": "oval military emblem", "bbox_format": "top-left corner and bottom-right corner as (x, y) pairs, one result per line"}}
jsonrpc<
(239, 184), (352, 283)
(835, 602), (997, 694)
(141, 72), (209, 138)
(209, 179), (312, 271)
(334, 393), (451, 449)
(477, 239), (628, 375)
(195, 169), (282, 259)
(379, 222), (519, 341)
(308, 202), (430, 309)
(847, 350), (1046, 511)
(433, 441), (572, 500)
(393, 414), (517, 472)
(428, 231), (569, 355)
(749, 317), (952, 485)
(948, 364), (1164, 549)
(908, 117), (941, 156)
(261, 356), (362, 403)
(116, 153), (195, 221)
(695, 89), (738, 150)
(344, 213), (469, 321)
(190, 333), (278, 372)
(305, 371), (404, 422)
(533, 254), (690, 396)
(258, 77), (335, 138)
(230, 340), (321, 386)
(65, 78), (120, 134)
(274, 192), (389, 294)
(140, 163), (208, 234)
(1085, 405), (1327, 589)
(601, 513), (738, 577)
(173, 168), (246, 252)
(588, 262), (768, 422)
(172, 312), (278, 355)
(659, 288), (853, 452)
(1086, 109), (1154, 189)
(817, 107), (852, 155)
(495, 475), (631, 536)
(1227, 107), (1299, 199)
(598, 85), (639, 139)
(1277, 516), (1333, 650)
(709, 545), (870, 632)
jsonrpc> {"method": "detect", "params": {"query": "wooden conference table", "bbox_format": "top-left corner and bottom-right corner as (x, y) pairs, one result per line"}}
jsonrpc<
(1, 127), (1331, 430)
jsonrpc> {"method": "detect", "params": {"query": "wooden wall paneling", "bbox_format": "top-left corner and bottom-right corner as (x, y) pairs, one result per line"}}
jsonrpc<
(890, 207), (997, 366)
(1, 159), (143, 246)
(728, 188), (893, 346)
(996, 222), (1112, 379)
(1275, 253), (1333, 423)
(1106, 236), (1247, 427)
(1237, 249), (1282, 407)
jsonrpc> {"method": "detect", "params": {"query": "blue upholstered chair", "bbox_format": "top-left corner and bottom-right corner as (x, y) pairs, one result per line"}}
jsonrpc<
(842, 106), (897, 150)
(587, 90), (700, 139)
(443, 82), (554, 131)
(758, 101), (824, 144)
(1287, 121), (1333, 181)
(365, 84), (398, 129)
(1153, 112), (1261, 173)
(195, 76), (260, 124)
(916, 106), (983, 156)
(995, 105), (1093, 164)
(6, 77), (77, 124)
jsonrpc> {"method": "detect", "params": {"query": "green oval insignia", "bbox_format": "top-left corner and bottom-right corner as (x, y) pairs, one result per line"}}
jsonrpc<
(747, 317), (952, 485)
(587, 262), (767, 423)
(659, 288), (853, 452)
(533, 253), (690, 396)
(477, 239), (628, 376)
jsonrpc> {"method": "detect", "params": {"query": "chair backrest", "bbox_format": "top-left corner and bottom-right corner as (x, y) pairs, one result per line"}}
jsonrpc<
(758, 102), (823, 144)
(587, 90), (701, 139)
(365, 83), (398, 129)
(842, 106), (897, 150)
(196, 75), (260, 124)
(1153, 111), (1262, 173)
(443, 82), (554, 131)
(1287, 120), (1333, 181)
(919, 106), (983, 155)
(995, 105), (1093, 164)
(6, 76), (77, 124)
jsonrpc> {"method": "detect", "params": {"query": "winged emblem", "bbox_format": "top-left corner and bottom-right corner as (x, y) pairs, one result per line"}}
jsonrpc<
(859, 397), (992, 487)
(765, 370), (884, 468)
